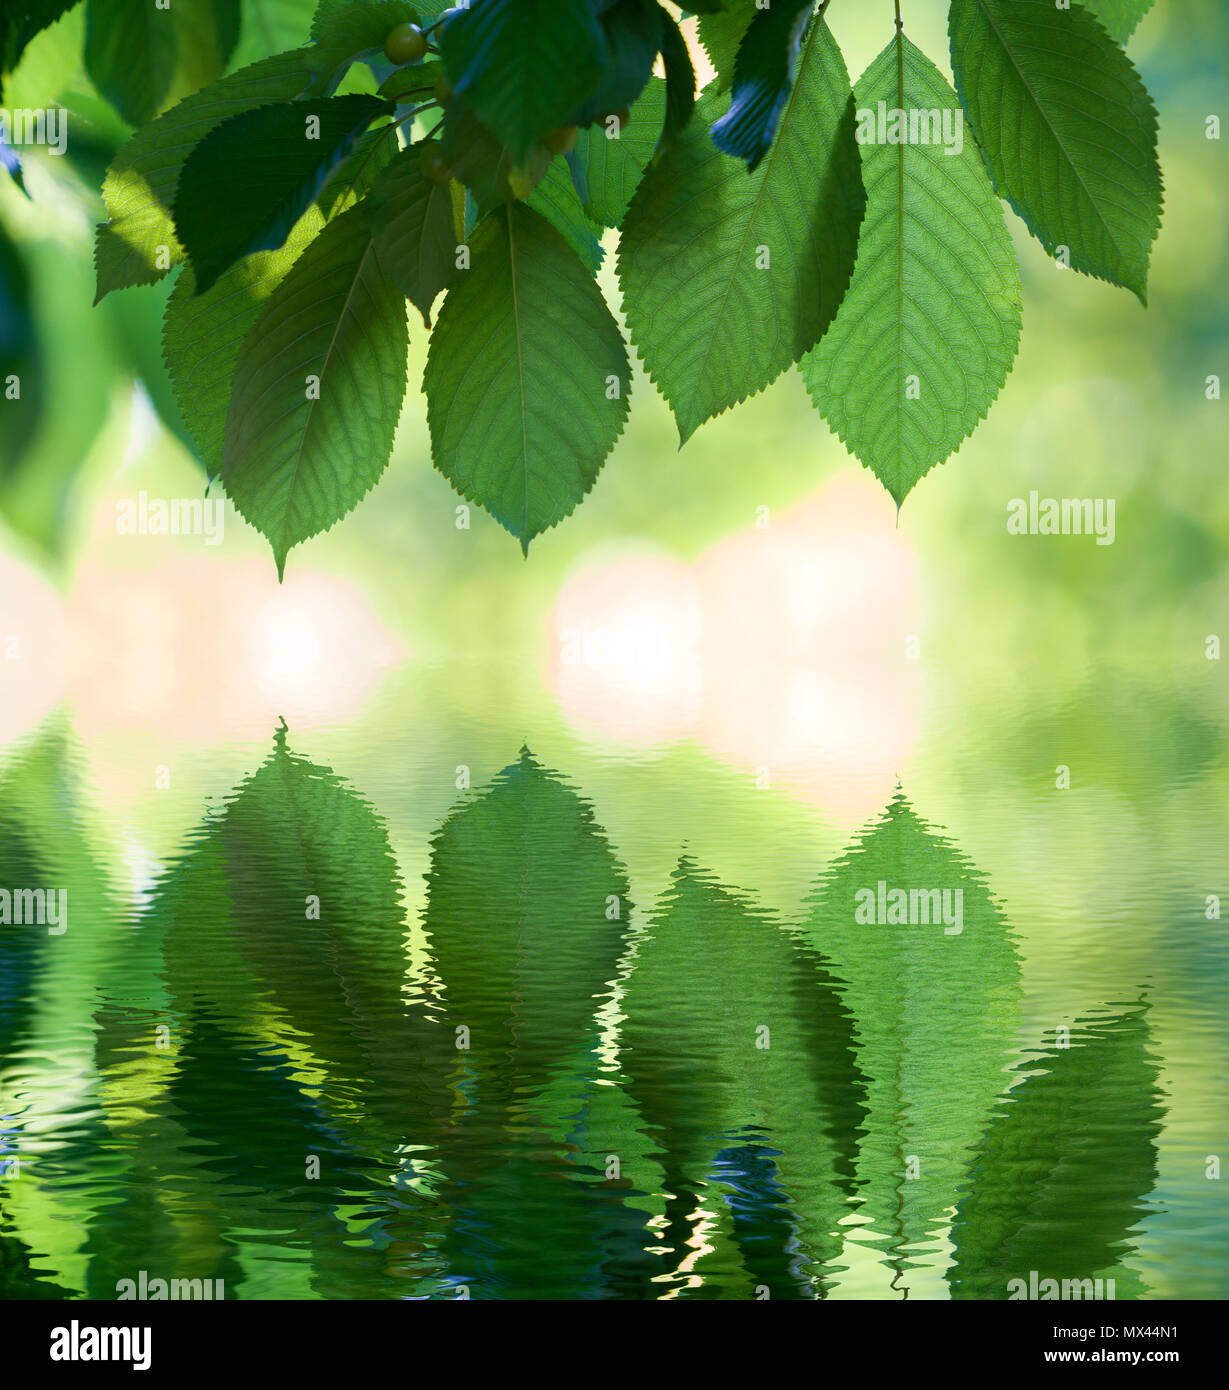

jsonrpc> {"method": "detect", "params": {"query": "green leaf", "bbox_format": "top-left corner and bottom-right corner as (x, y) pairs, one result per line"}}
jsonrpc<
(163, 207), (325, 476)
(316, 119), (402, 215)
(307, 0), (424, 72)
(618, 16), (865, 443)
(525, 157), (606, 275)
(1082, 0), (1154, 45)
(949, 0), (1162, 302)
(800, 35), (1022, 505)
(655, 5), (695, 153)
(84, 0), (241, 127)
(220, 205), (409, 576)
(569, 0), (661, 128)
(569, 76), (665, 227)
(441, 100), (552, 213)
(231, 0), (317, 68)
(424, 201), (630, 551)
(94, 50), (315, 303)
(710, 0), (811, 170)
(367, 141), (458, 324)
(0, 0), (76, 98)
(697, 0), (756, 93)
(377, 57), (441, 102)
(438, 0), (605, 161)
(173, 94), (391, 293)
(949, 1007), (1163, 1299)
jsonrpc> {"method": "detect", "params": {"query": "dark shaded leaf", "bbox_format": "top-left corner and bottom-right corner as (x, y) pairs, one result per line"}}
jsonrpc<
(368, 141), (459, 324)
(174, 95), (391, 293)
(710, 0), (811, 170)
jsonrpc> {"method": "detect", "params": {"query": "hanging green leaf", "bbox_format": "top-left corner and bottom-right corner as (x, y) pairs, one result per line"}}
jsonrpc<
(569, 76), (665, 227)
(84, 0), (241, 127)
(654, 5), (696, 153)
(424, 201), (630, 551)
(801, 34), (1022, 505)
(526, 157), (606, 275)
(220, 205), (409, 576)
(163, 207), (325, 477)
(173, 94), (391, 293)
(697, 0), (757, 94)
(710, 0), (812, 169)
(569, 0), (661, 129)
(618, 15), (864, 443)
(949, 0), (1162, 302)
(1082, 0), (1154, 45)
(438, 0), (606, 161)
(94, 50), (315, 302)
(367, 141), (459, 325)
(442, 100), (553, 214)
(316, 119), (403, 215)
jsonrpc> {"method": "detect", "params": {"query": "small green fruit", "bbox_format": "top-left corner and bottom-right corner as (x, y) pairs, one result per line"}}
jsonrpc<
(384, 23), (428, 65)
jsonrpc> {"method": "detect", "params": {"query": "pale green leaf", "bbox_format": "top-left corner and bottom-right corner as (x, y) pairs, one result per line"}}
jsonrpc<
(800, 35), (1022, 504)
(617, 15), (865, 443)
(569, 76), (665, 227)
(525, 157), (605, 275)
(424, 202), (630, 551)
(163, 207), (325, 476)
(949, 0), (1162, 302)
(220, 205), (409, 576)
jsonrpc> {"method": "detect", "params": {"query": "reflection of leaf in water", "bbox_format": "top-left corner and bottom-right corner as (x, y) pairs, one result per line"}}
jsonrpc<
(0, 727), (113, 1060)
(0, 726), (121, 1295)
(155, 1015), (391, 1298)
(0, 1213), (72, 1298)
(424, 749), (630, 1093)
(621, 859), (868, 1298)
(160, 725), (451, 1140)
(800, 794), (1020, 1279)
(949, 1005), (1163, 1300)
(421, 750), (636, 1298)
(0, 815), (49, 1060)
